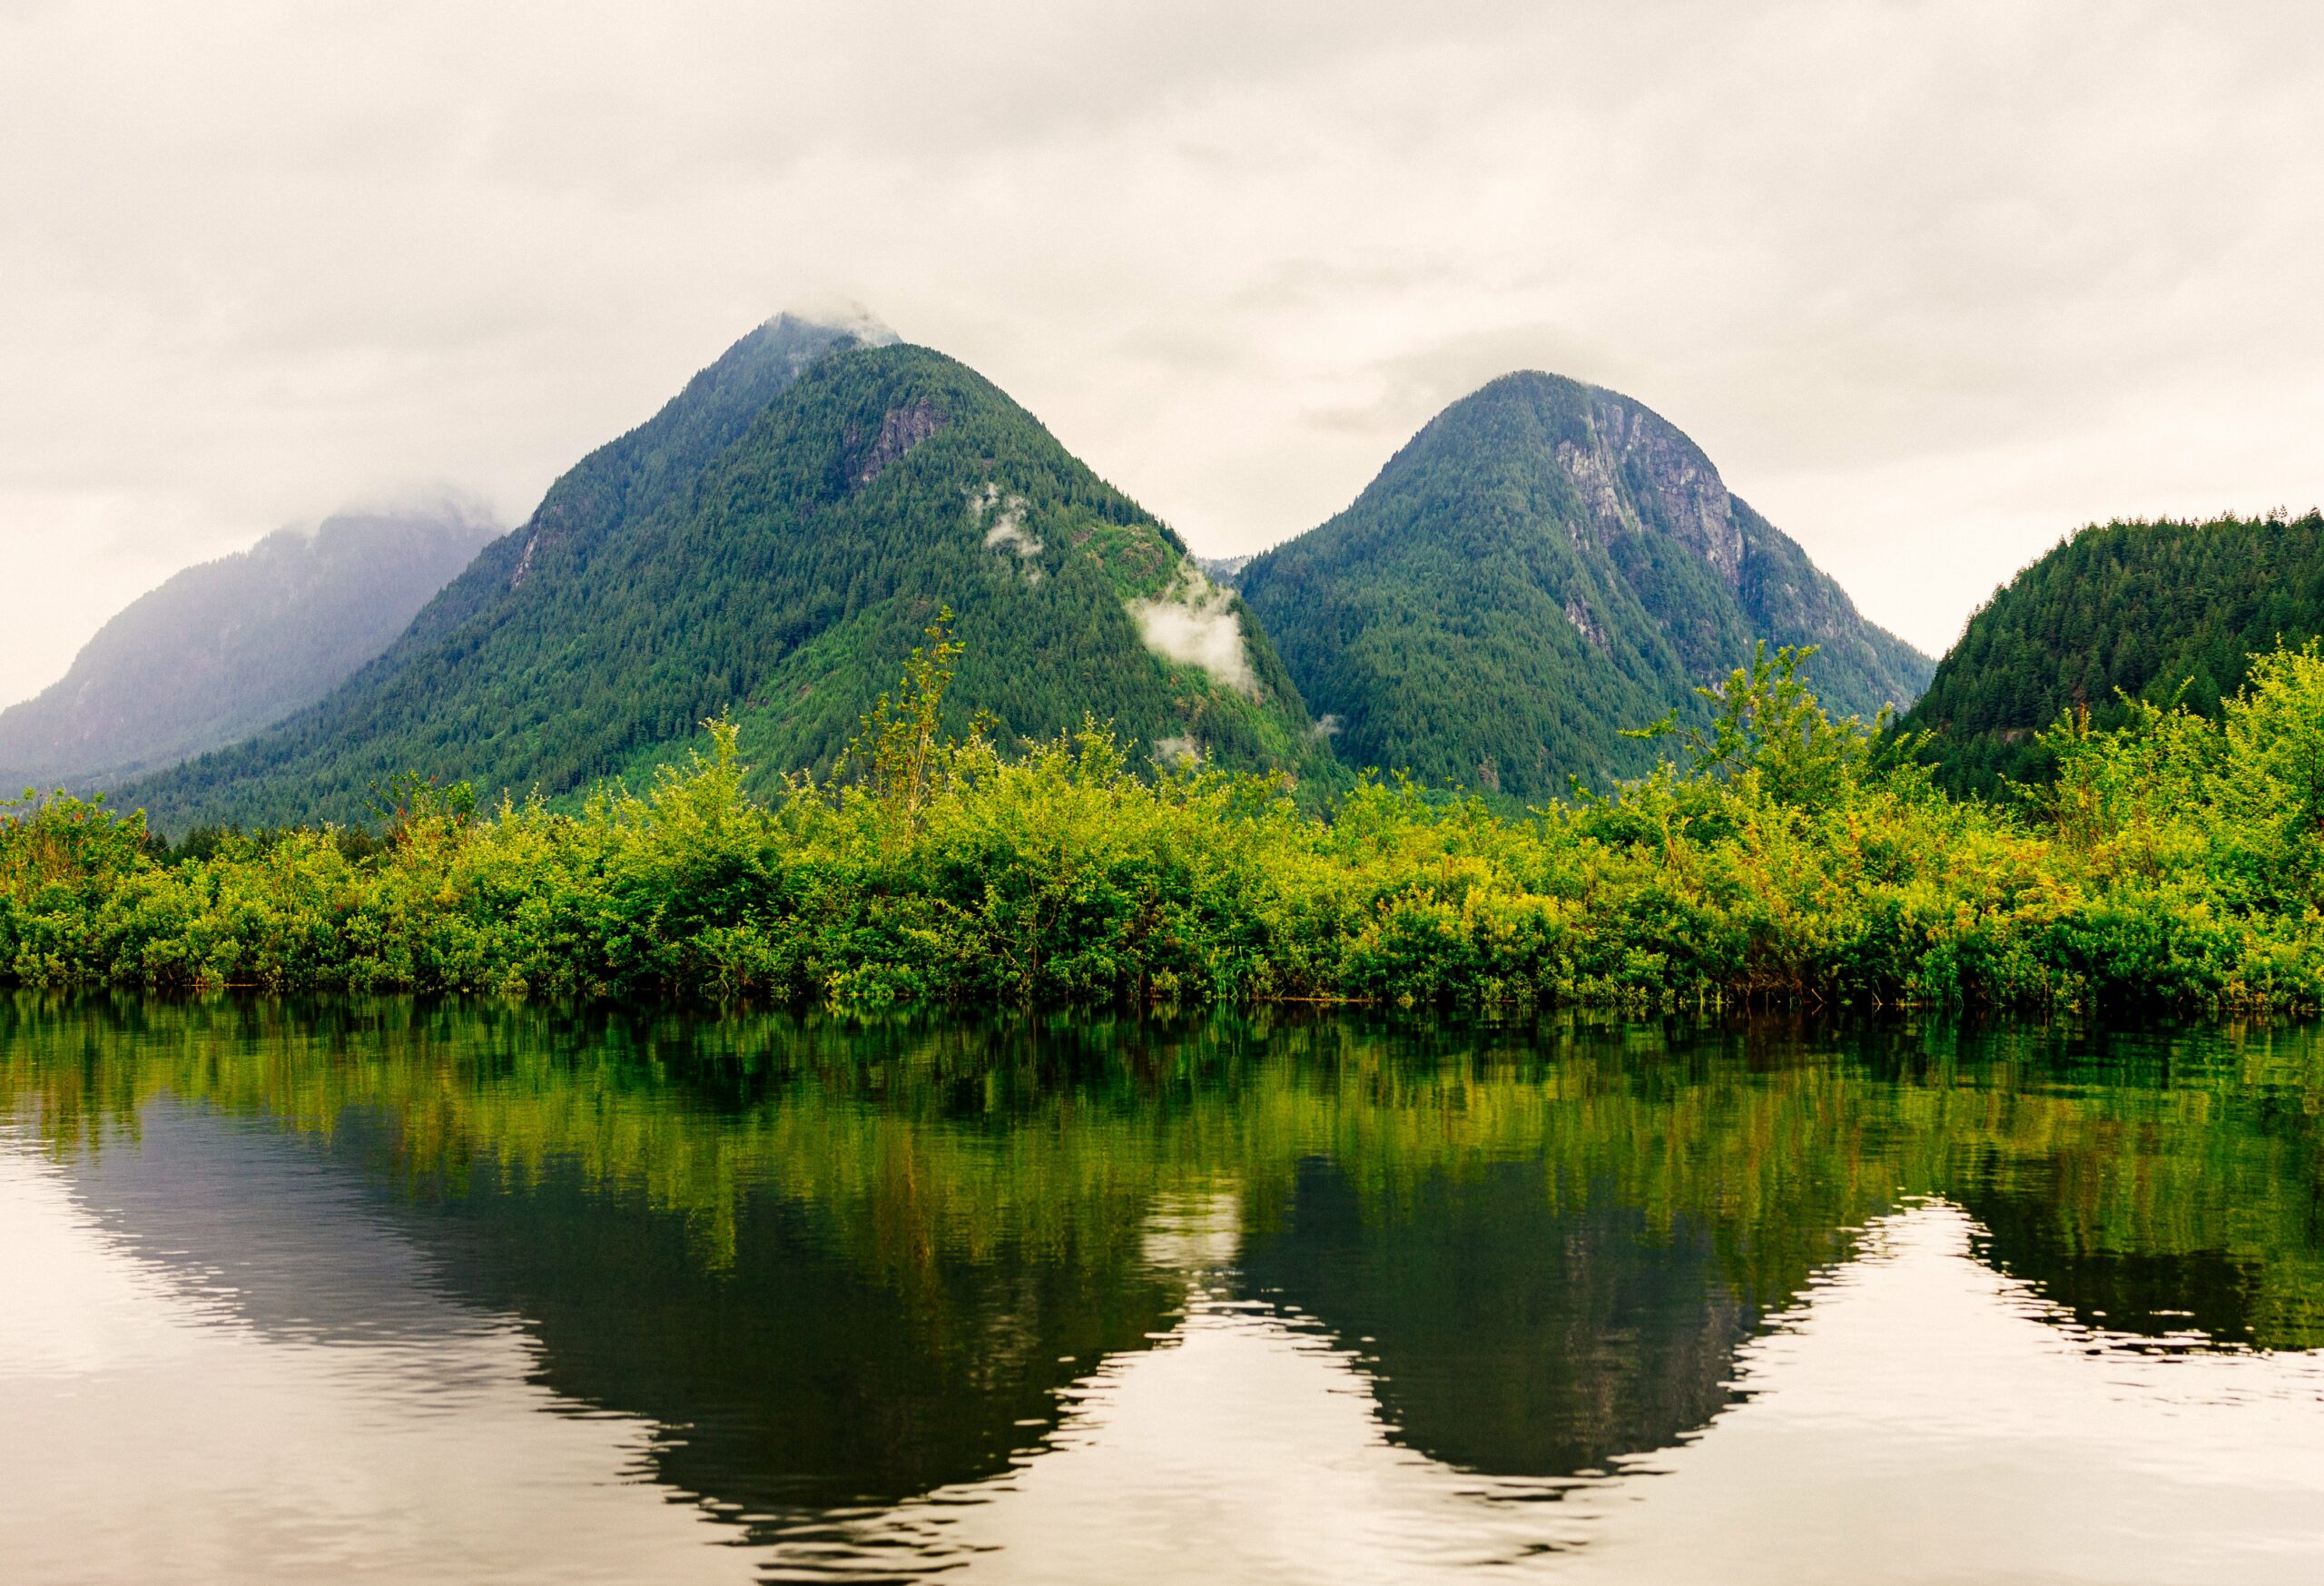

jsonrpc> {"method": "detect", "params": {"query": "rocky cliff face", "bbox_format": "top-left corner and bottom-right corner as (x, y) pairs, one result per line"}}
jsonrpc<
(1552, 392), (1746, 587)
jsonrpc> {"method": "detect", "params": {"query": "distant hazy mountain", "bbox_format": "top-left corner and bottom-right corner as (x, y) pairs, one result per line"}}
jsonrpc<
(1901, 511), (2324, 794)
(1236, 372), (1933, 799)
(124, 314), (1327, 831)
(1, 499), (500, 793)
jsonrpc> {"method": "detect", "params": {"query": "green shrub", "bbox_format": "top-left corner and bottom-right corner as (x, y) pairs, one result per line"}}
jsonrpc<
(8, 631), (2324, 1016)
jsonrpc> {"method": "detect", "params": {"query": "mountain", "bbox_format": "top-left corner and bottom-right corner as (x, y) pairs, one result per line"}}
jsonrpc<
(0, 499), (499, 793)
(124, 316), (1326, 832)
(1235, 371), (1933, 800)
(1901, 512), (2324, 794)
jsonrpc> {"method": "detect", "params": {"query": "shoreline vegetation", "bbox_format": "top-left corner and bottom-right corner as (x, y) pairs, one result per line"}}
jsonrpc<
(6, 623), (2324, 1016)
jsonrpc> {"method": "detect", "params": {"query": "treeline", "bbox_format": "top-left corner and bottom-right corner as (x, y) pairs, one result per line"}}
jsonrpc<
(1905, 511), (2324, 794)
(6, 629), (2324, 1014)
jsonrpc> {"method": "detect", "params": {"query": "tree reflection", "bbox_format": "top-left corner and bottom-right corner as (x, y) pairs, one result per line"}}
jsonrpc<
(4, 994), (2321, 1527)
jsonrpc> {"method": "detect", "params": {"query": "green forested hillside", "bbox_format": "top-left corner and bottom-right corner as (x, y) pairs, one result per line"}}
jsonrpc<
(1903, 512), (2324, 794)
(124, 322), (1324, 832)
(0, 501), (498, 791)
(1236, 372), (1931, 800)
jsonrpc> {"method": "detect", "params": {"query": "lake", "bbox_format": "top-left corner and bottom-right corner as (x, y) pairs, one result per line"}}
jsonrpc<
(3, 998), (2320, 1583)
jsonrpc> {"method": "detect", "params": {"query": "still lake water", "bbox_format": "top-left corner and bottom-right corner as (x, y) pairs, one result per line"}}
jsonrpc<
(3, 999), (2322, 1584)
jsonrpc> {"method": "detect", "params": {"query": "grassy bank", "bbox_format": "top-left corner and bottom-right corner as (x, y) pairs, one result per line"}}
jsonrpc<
(6, 630), (2324, 1014)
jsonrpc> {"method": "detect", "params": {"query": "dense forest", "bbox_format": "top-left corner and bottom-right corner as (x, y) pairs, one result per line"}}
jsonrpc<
(10, 631), (2324, 1015)
(1903, 512), (2324, 794)
(121, 322), (1324, 830)
(1237, 371), (1932, 800)
(0, 501), (497, 791)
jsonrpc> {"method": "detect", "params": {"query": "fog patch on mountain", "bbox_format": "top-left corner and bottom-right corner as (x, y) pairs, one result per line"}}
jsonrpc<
(1126, 566), (1257, 697)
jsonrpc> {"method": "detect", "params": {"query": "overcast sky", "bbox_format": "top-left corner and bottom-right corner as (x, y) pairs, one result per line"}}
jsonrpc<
(3, 1), (2319, 705)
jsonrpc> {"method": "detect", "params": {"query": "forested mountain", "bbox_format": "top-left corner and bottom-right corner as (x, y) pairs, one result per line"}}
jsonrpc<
(0, 501), (499, 793)
(1236, 372), (1932, 799)
(1902, 511), (2324, 793)
(124, 317), (1324, 831)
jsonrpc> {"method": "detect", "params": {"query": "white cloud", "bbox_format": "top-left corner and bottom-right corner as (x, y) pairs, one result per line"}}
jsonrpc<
(1126, 566), (1258, 696)
(970, 483), (1044, 584)
(1151, 734), (1203, 769)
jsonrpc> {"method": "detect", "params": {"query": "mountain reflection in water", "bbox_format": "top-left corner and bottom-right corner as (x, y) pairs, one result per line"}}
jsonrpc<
(2, 998), (2321, 1583)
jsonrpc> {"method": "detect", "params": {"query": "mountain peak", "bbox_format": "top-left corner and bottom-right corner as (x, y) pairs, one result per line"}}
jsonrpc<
(1239, 371), (1931, 798)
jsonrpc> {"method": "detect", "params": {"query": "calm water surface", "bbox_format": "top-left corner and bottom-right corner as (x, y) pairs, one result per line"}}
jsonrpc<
(3, 999), (2321, 1584)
